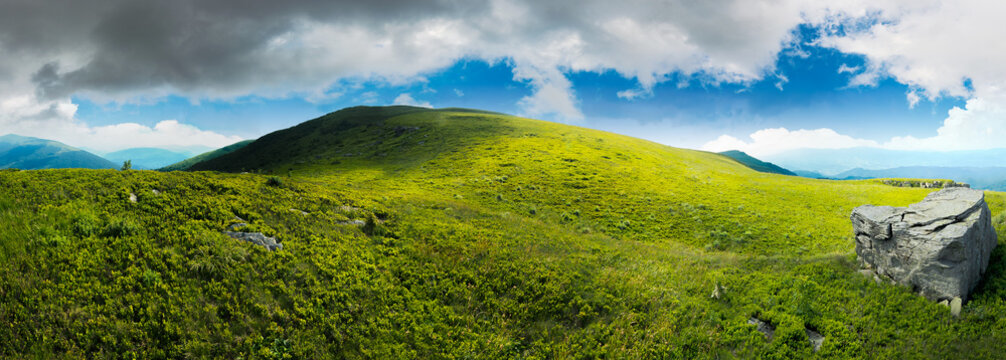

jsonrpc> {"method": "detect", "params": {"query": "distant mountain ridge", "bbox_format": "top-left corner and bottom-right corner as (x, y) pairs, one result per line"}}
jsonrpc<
(832, 166), (1006, 191)
(763, 147), (1006, 176)
(104, 147), (193, 170)
(718, 150), (797, 176)
(0, 134), (115, 170)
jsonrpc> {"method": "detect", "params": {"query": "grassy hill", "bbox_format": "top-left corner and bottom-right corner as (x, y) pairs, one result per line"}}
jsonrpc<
(3, 106), (1006, 358)
(719, 150), (797, 176)
(0, 134), (115, 169)
(160, 140), (254, 171)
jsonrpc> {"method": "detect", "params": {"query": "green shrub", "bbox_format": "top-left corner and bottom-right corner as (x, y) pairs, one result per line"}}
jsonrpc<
(102, 217), (139, 238)
(71, 212), (101, 237)
(266, 176), (284, 187)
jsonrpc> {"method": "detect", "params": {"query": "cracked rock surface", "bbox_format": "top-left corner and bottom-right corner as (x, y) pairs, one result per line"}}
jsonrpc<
(852, 187), (997, 302)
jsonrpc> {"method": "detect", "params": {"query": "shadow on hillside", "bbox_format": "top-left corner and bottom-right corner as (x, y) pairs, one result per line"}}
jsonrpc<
(189, 106), (519, 174)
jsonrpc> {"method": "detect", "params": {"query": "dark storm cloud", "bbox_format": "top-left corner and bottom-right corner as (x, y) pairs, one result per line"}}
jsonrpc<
(2, 0), (848, 119)
(7, 0), (469, 99)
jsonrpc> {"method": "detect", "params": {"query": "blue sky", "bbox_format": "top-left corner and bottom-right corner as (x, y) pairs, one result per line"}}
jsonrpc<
(2, 1), (1004, 157)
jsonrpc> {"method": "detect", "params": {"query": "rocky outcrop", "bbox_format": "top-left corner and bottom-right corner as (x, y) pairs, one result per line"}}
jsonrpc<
(224, 220), (282, 251)
(851, 188), (997, 302)
(748, 317), (774, 339)
(881, 179), (969, 189)
(224, 231), (282, 251)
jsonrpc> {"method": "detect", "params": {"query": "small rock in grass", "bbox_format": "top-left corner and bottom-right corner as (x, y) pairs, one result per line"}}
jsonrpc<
(806, 328), (824, 352)
(129, 193), (137, 203)
(951, 297), (962, 317)
(747, 317), (774, 340)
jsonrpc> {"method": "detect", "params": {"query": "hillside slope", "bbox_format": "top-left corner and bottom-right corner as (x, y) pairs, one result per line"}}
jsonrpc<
(160, 140), (254, 171)
(0, 134), (115, 169)
(719, 150), (797, 176)
(192, 106), (923, 254)
(4, 106), (1006, 358)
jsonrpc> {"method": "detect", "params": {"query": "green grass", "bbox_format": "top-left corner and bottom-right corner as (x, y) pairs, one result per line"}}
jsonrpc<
(3, 106), (1006, 358)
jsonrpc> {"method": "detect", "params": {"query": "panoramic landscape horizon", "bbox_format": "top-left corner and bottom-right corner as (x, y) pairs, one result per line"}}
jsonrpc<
(5, 1), (1006, 359)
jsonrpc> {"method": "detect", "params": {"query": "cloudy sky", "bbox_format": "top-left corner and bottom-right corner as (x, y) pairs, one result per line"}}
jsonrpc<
(1, 0), (1002, 156)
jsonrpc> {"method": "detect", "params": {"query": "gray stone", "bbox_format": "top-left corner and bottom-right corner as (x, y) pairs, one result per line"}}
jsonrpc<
(224, 231), (282, 251)
(227, 222), (248, 231)
(938, 299), (949, 307)
(852, 188), (997, 302)
(337, 219), (367, 226)
(129, 193), (137, 203)
(747, 317), (774, 340)
(950, 297), (962, 317)
(805, 328), (824, 352)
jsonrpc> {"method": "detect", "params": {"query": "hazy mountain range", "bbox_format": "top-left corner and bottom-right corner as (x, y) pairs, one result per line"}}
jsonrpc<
(0, 134), (245, 171)
(0, 134), (115, 169)
(763, 147), (1006, 176)
(750, 147), (1006, 190)
(104, 148), (194, 170)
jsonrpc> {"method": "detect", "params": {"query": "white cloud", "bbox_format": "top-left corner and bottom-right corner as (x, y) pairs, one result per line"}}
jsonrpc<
(81, 121), (243, 154)
(0, 94), (242, 153)
(516, 74), (583, 120)
(774, 74), (789, 91)
(884, 92), (1006, 151)
(806, 1), (1006, 152)
(837, 64), (859, 74)
(703, 88), (1006, 156)
(906, 90), (921, 109)
(701, 128), (880, 157)
(453, 88), (464, 97)
(392, 93), (433, 108)
(616, 88), (651, 100)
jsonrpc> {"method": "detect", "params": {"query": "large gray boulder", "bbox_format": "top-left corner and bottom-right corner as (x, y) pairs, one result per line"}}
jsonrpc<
(852, 187), (997, 302)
